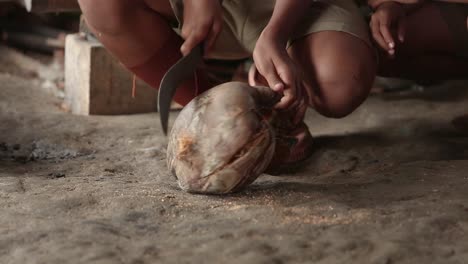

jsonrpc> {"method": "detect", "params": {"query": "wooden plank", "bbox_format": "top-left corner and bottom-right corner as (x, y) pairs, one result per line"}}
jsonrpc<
(65, 34), (158, 115)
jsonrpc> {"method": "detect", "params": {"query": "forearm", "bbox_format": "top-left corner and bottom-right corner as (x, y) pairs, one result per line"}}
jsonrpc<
(367, 0), (424, 9)
(264, 0), (313, 42)
(369, 0), (468, 9)
(368, 0), (384, 8)
(368, 0), (428, 15)
(433, 0), (468, 3)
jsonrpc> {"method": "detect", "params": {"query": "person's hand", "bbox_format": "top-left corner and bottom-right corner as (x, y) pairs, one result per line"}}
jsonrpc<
(370, 1), (407, 57)
(251, 29), (301, 110)
(180, 0), (222, 56)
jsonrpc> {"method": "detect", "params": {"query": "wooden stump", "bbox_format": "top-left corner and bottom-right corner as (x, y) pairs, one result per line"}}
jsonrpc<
(64, 34), (158, 115)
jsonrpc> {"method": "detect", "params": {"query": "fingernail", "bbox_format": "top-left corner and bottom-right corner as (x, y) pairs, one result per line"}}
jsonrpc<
(399, 36), (404, 42)
(388, 42), (395, 49)
(389, 49), (395, 56)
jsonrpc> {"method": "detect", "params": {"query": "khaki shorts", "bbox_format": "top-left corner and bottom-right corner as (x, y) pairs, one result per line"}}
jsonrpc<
(169, 0), (372, 60)
(170, 0), (468, 60)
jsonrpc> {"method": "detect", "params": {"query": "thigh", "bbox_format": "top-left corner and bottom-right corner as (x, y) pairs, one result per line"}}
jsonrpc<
(289, 31), (376, 117)
(80, 0), (179, 67)
(387, 2), (455, 57)
(378, 2), (468, 78)
(143, 0), (177, 22)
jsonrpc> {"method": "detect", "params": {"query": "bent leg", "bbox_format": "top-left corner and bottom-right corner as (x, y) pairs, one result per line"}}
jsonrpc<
(260, 31), (376, 174)
(77, 0), (211, 105)
(378, 2), (468, 80)
(289, 31), (377, 118)
(78, 0), (176, 67)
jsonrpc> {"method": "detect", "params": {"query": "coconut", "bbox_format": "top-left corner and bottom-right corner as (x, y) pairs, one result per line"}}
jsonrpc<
(167, 82), (279, 194)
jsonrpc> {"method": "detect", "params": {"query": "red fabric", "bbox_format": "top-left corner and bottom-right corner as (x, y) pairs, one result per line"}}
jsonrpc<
(128, 35), (211, 106)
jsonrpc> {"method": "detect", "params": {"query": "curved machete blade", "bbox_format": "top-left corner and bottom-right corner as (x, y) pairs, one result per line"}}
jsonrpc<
(158, 45), (203, 135)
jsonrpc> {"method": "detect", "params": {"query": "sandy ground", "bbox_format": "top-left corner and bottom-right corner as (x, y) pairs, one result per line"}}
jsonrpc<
(1, 46), (468, 264)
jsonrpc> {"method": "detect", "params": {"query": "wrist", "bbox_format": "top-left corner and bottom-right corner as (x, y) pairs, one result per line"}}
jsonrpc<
(183, 0), (221, 6)
(370, 0), (425, 12)
(374, 1), (402, 10)
(261, 26), (289, 45)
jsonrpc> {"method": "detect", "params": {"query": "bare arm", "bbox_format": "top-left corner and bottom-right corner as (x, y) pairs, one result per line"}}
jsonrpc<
(367, 0), (423, 9)
(251, 0), (313, 109)
(180, 0), (222, 55)
(368, 0), (468, 9)
(433, 0), (468, 3)
(263, 0), (313, 42)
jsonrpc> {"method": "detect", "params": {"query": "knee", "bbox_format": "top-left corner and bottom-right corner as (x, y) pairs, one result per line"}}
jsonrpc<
(314, 82), (368, 118)
(309, 68), (374, 119)
(289, 31), (376, 118)
(78, 0), (135, 36)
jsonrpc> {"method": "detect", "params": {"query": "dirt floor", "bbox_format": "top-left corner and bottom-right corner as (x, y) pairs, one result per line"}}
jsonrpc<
(1, 45), (468, 264)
